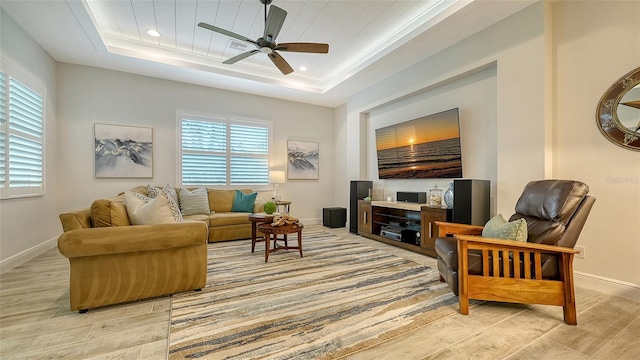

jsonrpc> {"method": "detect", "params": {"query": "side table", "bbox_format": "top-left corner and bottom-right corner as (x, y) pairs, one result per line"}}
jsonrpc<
(275, 200), (291, 214)
(257, 222), (304, 262)
(248, 213), (275, 253)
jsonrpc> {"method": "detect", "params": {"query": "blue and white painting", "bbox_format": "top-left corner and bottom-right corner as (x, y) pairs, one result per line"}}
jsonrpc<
(94, 124), (153, 178)
(287, 140), (319, 180)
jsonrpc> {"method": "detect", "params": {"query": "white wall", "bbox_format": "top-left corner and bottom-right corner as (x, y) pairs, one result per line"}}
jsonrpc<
(56, 64), (335, 223)
(342, 3), (546, 222)
(365, 66), (497, 213)
(338, 1), (640, 293)
(0, 9), (59, 269)
(552, 1), (640, 287)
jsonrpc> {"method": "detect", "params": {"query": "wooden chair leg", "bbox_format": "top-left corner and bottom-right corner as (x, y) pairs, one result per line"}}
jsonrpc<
(561, 253), (577, 325)
(457, 239), (470, 315)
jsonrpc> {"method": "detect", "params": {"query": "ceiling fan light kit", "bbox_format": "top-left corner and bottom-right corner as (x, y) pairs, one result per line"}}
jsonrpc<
(198, 0), (329, 75)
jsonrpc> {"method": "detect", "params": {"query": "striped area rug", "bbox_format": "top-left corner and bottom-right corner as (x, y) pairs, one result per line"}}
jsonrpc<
(169, 229), (458, 359)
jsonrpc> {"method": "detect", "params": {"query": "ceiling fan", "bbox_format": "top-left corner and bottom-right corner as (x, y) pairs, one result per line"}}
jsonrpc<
(198, 0), (329, 75)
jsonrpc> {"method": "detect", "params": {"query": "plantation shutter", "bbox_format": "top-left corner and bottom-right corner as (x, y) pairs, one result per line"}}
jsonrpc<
(0, 71), (6, 186)
(181, 118), (227, 186)
(180, 115), (270, 186)
(230, 123), (269, 185)
(0, 68), (44, 198)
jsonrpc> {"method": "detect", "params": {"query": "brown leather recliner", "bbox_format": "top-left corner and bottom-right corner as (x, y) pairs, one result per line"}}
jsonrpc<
(434, 179), (595, 325)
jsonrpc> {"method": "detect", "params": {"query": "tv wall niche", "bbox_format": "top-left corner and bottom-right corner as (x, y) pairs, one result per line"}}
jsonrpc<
(375, 108), (462, 179)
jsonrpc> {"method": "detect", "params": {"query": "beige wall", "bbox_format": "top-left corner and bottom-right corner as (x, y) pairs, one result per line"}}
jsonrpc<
(55, 64), (335, 222)
(552, 0), (640, 286)
(0, 9), (59, 269)
(338, 1), (640, 292)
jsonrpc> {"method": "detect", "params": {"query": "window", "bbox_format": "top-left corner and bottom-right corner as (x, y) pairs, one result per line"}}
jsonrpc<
(179, 113), (271, 186)
(0, 64), (45, 199)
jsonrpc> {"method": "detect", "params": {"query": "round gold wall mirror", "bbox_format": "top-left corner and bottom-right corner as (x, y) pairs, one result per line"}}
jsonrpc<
(596, 67), (640, 151)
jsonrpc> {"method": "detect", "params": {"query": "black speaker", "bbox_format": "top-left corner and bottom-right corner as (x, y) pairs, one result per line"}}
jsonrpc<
(350, 180), (372, 233)
(323, 207), (346, 228)
(452, 179), (490, 226)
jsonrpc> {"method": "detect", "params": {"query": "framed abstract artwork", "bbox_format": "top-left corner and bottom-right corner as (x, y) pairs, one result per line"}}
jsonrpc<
(287, 140), (319, 180)
(94, 123), (153, 178)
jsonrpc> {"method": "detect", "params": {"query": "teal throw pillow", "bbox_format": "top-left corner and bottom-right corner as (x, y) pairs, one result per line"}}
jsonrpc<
(231, 190), (258, 212)
(482, 214), (527, 242)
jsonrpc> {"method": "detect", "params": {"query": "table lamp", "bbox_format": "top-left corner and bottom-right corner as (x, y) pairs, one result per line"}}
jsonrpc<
(269, 170), (285, 201)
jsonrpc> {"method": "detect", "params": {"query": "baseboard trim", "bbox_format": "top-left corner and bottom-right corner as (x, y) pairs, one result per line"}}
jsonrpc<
(574, 271), (640, 301)
(302, 217), (321, 225)
(0, 237), (58, 274)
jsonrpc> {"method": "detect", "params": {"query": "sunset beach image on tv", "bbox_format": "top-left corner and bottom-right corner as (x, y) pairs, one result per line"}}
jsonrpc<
(375, 108), (462, 179)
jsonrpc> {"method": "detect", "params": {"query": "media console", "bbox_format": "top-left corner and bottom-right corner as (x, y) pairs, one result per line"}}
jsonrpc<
(357, 200), (451, 257)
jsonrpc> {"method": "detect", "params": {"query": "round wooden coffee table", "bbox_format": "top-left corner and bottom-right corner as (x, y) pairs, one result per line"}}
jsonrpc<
(256, 222), (304, 262)
(248, 213), (276, 253)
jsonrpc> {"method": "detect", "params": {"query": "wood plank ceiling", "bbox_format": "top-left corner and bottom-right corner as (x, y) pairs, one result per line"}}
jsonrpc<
(86, 0), (445, 85)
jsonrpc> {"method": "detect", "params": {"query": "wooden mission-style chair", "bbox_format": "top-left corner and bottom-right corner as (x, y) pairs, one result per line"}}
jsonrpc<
(434, 180), (595, 325)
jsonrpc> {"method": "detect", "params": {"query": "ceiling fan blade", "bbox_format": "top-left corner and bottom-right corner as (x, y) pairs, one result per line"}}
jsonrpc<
(264, 5), (287, 42)
(268, 52), (293, 75)
(223, 50), (259, 64)
(198, 22), (257, 46)
(276, 43), (329, 53)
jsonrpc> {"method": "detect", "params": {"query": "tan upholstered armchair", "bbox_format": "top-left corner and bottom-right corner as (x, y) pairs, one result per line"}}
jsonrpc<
(434, 180), (595, 325)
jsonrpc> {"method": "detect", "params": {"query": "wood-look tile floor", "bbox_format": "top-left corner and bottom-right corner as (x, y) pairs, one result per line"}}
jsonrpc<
(1, 225), (638, 359)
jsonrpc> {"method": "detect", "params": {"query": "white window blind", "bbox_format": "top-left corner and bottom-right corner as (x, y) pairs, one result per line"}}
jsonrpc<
(0, 71), (6, 186)
(180, 115), (270, 186)
(0, 66), (45, 198)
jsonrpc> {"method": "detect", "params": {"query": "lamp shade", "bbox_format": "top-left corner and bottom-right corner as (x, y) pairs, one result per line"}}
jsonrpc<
(269, 170), (286, 184)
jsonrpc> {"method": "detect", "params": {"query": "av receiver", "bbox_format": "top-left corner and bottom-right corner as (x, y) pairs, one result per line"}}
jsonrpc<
(397, 191), (427, 204)
(380, 226), (402, 241)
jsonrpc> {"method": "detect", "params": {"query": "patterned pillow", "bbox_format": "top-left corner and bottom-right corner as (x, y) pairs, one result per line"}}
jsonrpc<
(125, 190), (183, 225)
(148, 184), (179, 205)
(179, 187), (210, 216)
(482, 213), (527, 242)
(231, 190), (258, 212)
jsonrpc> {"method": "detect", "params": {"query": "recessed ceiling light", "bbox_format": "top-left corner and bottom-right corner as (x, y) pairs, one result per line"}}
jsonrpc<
(299, 66), (308, 71)
(147, 29), (160, 37)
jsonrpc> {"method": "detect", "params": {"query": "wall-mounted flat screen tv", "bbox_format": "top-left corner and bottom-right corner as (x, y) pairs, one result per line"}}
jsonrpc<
(375, 108), (462, 179)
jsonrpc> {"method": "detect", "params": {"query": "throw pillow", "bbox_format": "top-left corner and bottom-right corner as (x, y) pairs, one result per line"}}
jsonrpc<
(231, 190), (258, 212)
(125, 190), (183, 225)
(90, 199), (131, 227)
(179, 187), (210, 215)
(148, 184), (179, 205)
(147, 184), (182, 220)
(482, 213), (528, 242)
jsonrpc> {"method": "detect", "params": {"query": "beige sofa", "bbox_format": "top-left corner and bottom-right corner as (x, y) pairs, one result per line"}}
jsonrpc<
(60, 186), (270, 242)
(57, 186), (271, 312)
(57, 217), (208, 312)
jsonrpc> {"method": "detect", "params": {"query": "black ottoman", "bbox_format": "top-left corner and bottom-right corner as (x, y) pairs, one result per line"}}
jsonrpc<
(322, 207), (346, 228)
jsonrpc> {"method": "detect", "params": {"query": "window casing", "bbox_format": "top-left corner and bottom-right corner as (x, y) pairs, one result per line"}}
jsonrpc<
(0, 64), (45, 199)
(178, 113), (271, 187)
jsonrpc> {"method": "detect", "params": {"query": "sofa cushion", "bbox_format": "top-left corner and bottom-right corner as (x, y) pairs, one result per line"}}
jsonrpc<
(179, 187), (210, 215)
(208, 189), (252, 213)
(90, 199), (131, 227)
(183, 214), (210, 226)
(209, 212), (252, 227)
(125, 191), (183, 225)
(482, 213), (527, 242)
(231, 190), (257, 212)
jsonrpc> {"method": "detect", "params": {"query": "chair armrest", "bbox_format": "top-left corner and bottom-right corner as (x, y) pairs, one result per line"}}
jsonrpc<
(454, 235), (579, 254)
(434, 221), (484, 237)
(454, 234), (578, 281)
